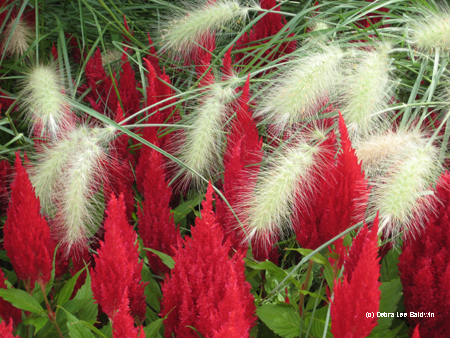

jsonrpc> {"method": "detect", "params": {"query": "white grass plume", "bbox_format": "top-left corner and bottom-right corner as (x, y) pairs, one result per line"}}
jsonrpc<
(1, 17), (34, 58)
(19, 64), (73, 139)
(357, 130), (441, 236)
(31, 125), (116, 253)
(242, 141), (321, 243)
(177, 84), (237, 187)
(255, 44), (345, 131)
(407, 2), (450, 53)
(340, 43), (396, 137)
(159, 0), (252, 56)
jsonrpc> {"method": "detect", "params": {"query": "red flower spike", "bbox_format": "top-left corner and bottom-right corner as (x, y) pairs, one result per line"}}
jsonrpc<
(161, 182), (257, 337)
(147, 33), (162, 76)
(137, 137), (179, 275)
(0, 269), (22, 326)
(4, 152), (54, 289)
(118, 52), (141, 124)
(194, 32), (216, 88)
(412, 326), (420, 338)
(0, 159), (12, 217)
(112, 293), (145, 338)
(221, 47), (233, 80)
(122, 14), (133, 45)
(51, 43), (58, 61)
(331, 215), (381, 338)
(399, 172), (450, 337)
(0, 320), (18, 338)
(91, 194), (146, 322)
(294, 112), (370, 270)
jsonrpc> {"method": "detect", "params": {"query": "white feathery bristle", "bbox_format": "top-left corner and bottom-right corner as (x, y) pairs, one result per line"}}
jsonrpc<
(20, 64), (73, 139)
(340, 43), (396, 136)
(357, 130), (441, 236)
(1, 18), (34, 58)
(407, 3), (450, 53)
(178, 84), (236, 187)
(159, 0), (251, 55)
(255, 44), (344, 131)
(31, 125), (116, 252)
(243, 141), (320, 242)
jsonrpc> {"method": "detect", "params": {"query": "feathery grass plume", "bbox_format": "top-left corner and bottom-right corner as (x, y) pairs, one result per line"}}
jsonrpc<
(358, 130), (441, 236)
(159, 0), (253, 56)
(340, 43), (396, 136)
(1, 17), (34, 59)
(255, 44), (345, 131)
(19, 64), (73, 139)
(407, 2), (450, 54)
(354, 129), (429, 178)
(177, 83), (237, 187)
(243, 140), (321, 243)
(31, 124), (115, 252)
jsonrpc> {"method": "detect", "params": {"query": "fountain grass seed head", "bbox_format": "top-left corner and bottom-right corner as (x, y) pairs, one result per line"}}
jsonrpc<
(407, 2), (450, 54)
(19, 64), (73, 139)
(31, 124), (116, 254)
(340, 43), (397, 137)
(159, 0), (254, 57)
(255, 44), (345, 131)
(177, 83), (237, 188)
(1, 17), (34, 59)
(356, 130), (442, 237)
(242, 139), (323, 244)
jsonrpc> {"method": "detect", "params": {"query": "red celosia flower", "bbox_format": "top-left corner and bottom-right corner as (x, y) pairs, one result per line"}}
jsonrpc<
(118, 52), (141, 124)
(0, 269), (22, 326)
(147, 33), (162, 76)
(137, 134), (179, 276)
(0, 159), (11, 217)
(161, 183), (257, 337)
(215, 75), (278, 261)
(51, 43), (58, 61)
(84, 48), (118, 114)
(91, 194), (146, 322)
(235, 0), (296, 67)
(0, 319), (18, 338)
(294, 112), (370, 268)
(194, 32), (216, 88)
(398, 172), (450, 337)
(412, 326), (420, 338)
(4, 152), (54, 290)
(331, 213), (381, 338)
(112, 293), (145, 338)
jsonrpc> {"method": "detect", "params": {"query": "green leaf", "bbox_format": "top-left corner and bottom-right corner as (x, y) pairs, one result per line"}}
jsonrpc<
(369, 279), (403, 337)
(144, 248), (175, 270)
(59, 307), (96, 338)
(142, 264), (161, 312)
(246, 260), (301, 289)
(380, 247), (401, 282)
(22, 314), (48, 333)
(257, 303), (301, 338)
(172, 194), (202, 224)
(57, 267), (86, 307)
(288, 248), (330, 267)
(144, 318), (164, 338)
(0, 289), (44, 313)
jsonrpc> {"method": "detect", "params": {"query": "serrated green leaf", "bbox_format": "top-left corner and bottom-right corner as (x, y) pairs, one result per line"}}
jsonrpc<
(144, 248), (175, 270)
(57, 267), (86, 307)
(380, 248), (401, 282)
(0, 289), (44, 313)
(257, 304), (301, 338)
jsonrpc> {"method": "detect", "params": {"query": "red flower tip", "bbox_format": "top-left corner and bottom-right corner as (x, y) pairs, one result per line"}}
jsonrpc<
(412, 325), (420, 338)
(0, 319), (18, 338)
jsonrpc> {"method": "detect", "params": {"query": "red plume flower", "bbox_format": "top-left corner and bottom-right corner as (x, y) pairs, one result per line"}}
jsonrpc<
(118, 52), (141, 124)
(4, 152), (54, 290)
(161, 183), (257, 337)
(331, 213), (381, 338)
(0, 319), (18, 338)
(294, 112), (370, 267)
(112, 294), (145, 338)
(137, 132), (179, 275)
(398, 172), (450, 337)
(0, 269), (22, 326)
(91, 194), (146, 322)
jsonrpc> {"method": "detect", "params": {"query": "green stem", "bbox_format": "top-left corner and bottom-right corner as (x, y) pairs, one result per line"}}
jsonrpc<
(39, 282), (64, 338)
(298, 259), (314, 316)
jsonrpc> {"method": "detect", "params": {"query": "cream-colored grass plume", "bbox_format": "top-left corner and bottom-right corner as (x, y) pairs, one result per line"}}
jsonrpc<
(340, 43), (396, 137)
(407, 2), (450, 54)
(356, 130), (441, 237)
(255, 44), (345, 131)
(1, 17), (34, 58)
(19, 64), (73, 139)
(159, 0), (253, 56)
(177, 84), (237, 187)
(242, 140), (321, 243)
(31, 124), (116, 253)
